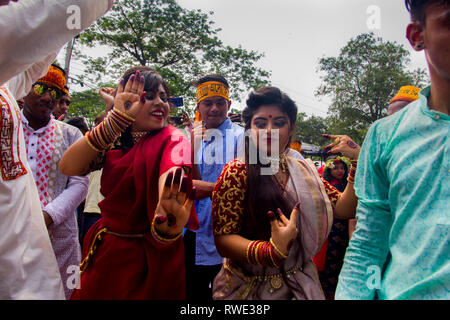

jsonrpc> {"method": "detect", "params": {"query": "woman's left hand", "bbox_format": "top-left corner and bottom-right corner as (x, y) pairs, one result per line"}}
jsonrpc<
(323, 134), (361, 160)
(153, 167), (196, 237)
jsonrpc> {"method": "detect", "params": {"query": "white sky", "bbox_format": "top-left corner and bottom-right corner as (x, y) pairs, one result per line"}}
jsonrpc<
(60, 0), (429, 117)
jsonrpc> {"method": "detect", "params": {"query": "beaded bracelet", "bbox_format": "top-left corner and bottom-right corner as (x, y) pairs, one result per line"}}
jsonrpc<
(85, 107), (135, 152)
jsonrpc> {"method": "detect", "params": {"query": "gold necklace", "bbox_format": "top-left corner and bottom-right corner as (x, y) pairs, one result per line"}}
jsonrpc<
(131, 131), (147, 145)
(263, 153), (289, 173)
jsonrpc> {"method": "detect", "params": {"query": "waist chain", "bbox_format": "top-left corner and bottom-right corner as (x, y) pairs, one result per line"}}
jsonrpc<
(79, 228), (146, 275)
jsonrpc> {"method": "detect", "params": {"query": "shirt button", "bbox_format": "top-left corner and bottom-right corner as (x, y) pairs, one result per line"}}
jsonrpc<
(433, 114), (440, 120)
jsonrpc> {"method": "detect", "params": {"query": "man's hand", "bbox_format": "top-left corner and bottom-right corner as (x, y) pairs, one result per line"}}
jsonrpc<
(192, 179), (215, 200)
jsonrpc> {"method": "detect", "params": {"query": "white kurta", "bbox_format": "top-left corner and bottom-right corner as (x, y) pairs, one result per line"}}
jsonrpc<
(0, 0), (112, 300)
(0, 85), (65, 300)
(0, 0), (113, 86)
(22, 114), (89, 299)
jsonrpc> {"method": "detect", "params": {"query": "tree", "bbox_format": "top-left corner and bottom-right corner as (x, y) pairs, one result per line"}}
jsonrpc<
(74, 0), (270, 113)
(295, 113), (329, 146)
(316, 33), (428, 142)
(68, 89), (108, 127)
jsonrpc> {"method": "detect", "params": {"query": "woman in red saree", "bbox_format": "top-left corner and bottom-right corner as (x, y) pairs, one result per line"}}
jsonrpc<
(60, 66), (198, 299)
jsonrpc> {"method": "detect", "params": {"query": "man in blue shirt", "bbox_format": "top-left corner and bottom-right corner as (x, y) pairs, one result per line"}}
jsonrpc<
(184, 75), (244, 300)
(336, 0), (450, 300)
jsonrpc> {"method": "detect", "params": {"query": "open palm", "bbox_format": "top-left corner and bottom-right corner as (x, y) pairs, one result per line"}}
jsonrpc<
(113, 70), (146, 119)
(154, 167), (195, 237)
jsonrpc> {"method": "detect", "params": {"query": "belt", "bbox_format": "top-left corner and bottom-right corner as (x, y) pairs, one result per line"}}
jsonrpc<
(79, 228), (147, 275)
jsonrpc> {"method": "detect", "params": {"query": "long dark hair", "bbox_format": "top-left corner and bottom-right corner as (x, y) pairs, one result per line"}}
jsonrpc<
(241, 86), (298, 240)
(118, 66), (171, 151)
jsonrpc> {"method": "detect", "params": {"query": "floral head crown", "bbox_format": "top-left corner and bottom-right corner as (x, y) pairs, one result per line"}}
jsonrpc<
(323, 156), (351, 171)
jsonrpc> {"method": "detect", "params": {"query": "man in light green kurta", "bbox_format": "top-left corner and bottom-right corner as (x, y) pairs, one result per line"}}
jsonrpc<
(336, 0), (450, 300)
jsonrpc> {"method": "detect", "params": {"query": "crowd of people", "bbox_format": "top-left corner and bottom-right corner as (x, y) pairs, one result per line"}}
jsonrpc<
(0, 0), (448, 300)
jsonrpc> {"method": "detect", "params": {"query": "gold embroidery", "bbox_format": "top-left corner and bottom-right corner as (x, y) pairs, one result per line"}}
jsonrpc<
(212, 160), (247, 236)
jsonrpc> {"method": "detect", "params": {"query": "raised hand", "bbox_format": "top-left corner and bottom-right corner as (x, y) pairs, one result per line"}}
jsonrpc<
(99, 87), (115, 111)
(323, 134), (361, 160)
(114, 70), (146, 119)
(268, 203), (300, 257)
(153, 167), (196, 237)
(181, 112), (192, 128)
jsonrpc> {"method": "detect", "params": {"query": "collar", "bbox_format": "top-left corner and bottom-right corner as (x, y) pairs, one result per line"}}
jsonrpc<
(21, 109), (55, 133)
(419, 86), (450, 121)
(216, 117), (233, 132)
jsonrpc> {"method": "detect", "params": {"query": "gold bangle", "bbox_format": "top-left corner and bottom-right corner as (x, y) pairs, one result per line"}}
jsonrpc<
(113, 107), (136, 122)
(151, 219), (182, 243)
(270, 238), (288, 259)
(85, 133), (102, 152)
(254, 242), (262, 266)
(246, 241), (253, 264)
(268, 245), (279, 268)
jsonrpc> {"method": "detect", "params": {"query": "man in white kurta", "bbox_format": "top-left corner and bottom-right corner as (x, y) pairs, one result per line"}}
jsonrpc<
(0, 84), (65, 299)
(0, 0), (113, 299)
(21, 65), (89, 299)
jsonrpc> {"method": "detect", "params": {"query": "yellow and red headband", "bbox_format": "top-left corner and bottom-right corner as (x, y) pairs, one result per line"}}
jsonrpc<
(196, 81), (230, 104)
(390, 86), (420, 104)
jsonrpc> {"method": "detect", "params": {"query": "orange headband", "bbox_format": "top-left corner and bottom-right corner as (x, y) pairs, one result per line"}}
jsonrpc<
(196, 81), (230, 104)
(390, 86), (420, 104)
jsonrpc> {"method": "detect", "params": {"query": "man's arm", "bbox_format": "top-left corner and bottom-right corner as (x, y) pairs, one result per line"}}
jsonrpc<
(0, 0), (113, 85)
(44, 128), (89, 227)
(6, 52), (58, 99)
(335, 124), (393, 300)
(43, 174), (89, 227)
(192, 179), (215, 200)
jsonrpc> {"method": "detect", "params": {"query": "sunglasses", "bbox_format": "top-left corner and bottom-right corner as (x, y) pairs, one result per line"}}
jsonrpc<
(33, 83), (64, 100)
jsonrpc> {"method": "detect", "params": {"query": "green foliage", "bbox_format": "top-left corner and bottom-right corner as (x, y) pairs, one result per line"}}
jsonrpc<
(74, 0), (270, 116)
(316, 33), (429, 142)
(295, 112), (329, 146)
(68, 89), (107, 127)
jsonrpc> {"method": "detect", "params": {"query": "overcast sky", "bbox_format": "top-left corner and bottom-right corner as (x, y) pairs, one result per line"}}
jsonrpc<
(61, 0), (429, 117)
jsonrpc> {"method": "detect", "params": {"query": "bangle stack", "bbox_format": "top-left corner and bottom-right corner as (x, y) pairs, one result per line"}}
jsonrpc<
(347, 160), (358, 184)
(151, 219), (182, 243)
(246, 239), (288, 268)
(85, 107), (135, 152)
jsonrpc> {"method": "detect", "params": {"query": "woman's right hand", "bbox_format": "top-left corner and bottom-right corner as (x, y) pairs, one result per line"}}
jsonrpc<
(114, 70), (146, 119)
(268, 203), (300, 256)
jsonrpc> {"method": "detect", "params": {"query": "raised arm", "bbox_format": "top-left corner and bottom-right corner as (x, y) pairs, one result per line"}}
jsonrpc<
(322, 134), (361, 219)
(59, 70), (145, 176)
(0, 0), (113, 85)
(335, 125), (393, 300)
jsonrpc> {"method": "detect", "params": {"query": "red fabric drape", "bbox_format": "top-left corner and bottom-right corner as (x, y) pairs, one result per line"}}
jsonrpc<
(72, 126), (197, 300)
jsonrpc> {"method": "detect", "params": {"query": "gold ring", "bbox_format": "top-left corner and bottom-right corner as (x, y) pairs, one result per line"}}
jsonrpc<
(130, 90), (138, 94)
(333, 137), (340, 145)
